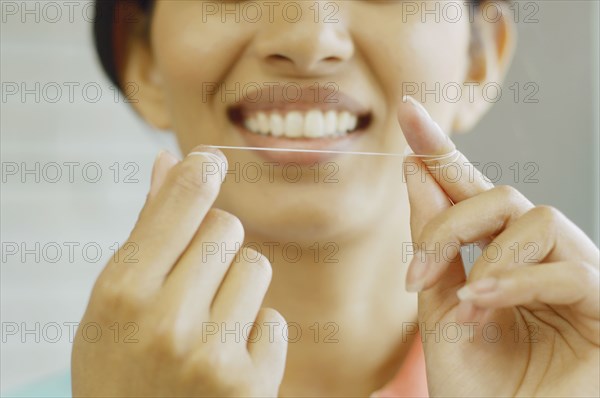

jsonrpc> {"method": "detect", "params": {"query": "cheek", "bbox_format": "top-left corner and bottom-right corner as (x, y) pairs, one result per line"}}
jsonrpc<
(150, 2), (252, 105)
(405, 24), (472, 127)
(356, 11), (471, 126)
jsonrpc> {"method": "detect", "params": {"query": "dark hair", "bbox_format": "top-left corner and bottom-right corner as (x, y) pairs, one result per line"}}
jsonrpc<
(94, 0), (153, 89)
(94, 0), (484, 89)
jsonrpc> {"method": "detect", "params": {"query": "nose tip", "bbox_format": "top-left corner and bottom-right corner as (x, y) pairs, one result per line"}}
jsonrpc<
(255, 20), (354, 77)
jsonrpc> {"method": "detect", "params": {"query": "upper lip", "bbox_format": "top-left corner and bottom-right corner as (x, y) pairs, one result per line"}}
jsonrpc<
(226, 84), (372, 121)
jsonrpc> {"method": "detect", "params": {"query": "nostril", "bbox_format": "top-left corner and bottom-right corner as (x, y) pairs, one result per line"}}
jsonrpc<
(264, 53), (344, 72)
(267, 54), (292, 63)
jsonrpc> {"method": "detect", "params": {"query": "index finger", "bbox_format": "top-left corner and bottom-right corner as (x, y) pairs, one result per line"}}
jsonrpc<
(104, 146), (228, 290)
(398, 95), (494, 203)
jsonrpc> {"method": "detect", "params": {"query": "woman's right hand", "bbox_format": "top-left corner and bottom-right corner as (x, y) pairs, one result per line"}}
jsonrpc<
(71, 148), (288, 397)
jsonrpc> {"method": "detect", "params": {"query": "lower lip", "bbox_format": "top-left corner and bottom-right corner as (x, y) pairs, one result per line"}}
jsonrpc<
(234, 125), (363, 165)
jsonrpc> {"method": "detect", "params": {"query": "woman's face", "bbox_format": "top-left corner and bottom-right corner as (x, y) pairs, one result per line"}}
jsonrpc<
(130, 0), (508, 242)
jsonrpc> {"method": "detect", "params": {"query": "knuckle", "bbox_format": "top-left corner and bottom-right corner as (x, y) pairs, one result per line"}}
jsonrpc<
(494, 185), (522, 202)
(92, 273), (147, 315)
(242, 248), (273, 280)
(571, 261), (598, 287)
(494, 184), (517, 196)
(206, 208), (245, 240)
(419, 217), (450, 248)
(204, 345), (231, 373)
(260, 307), (286, 324)
(493, 185), (534, 214)
(531, 205), (563, 224)
(146, 320), (186, 361)
(492, 185), (534, 218)
(418, 220), (438, 243)
(258, 308), (287, 339)
(186, 346), (236, 386)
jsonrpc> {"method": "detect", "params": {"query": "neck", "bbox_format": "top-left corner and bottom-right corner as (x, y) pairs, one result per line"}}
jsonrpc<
(247, 200), (418, 396)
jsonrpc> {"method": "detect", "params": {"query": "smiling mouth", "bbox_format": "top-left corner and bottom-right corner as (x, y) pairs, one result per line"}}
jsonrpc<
(228, 107), (372, 139)
(226, 84), (372, 141)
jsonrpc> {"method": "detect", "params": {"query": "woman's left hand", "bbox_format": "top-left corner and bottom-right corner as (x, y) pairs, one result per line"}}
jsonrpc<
(399, 96), (600, 397)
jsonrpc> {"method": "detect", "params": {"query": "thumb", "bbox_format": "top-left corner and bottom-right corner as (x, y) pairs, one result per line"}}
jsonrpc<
(403, 155), (451, 243)
(403, 156), (467, 311)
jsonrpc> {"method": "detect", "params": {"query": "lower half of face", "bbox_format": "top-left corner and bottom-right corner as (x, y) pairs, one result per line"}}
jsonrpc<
(149, 0), (472, 241)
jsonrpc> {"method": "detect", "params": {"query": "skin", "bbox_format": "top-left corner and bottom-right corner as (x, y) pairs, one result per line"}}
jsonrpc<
(72, 0), (600, 396)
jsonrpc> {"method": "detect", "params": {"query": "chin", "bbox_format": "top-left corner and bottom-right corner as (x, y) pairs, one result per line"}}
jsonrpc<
(216, 166), (401, 245)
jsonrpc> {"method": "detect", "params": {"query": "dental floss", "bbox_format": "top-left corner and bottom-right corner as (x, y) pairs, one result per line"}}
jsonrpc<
(203, 145), (460, 162)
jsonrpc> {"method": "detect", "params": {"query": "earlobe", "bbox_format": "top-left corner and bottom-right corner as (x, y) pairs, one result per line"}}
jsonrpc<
(452, 1), (517, 133)
(120, 27), (172, 131)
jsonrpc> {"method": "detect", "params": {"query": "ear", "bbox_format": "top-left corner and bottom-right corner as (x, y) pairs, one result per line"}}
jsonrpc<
(119, 5), (171, 130)
(452, 0), (517, 133)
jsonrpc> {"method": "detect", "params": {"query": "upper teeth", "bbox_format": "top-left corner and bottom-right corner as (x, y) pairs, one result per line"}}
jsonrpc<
(243, 110), (358, 138)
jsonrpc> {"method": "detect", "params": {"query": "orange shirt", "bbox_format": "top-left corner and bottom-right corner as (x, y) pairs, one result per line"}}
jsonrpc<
(370, 336), (429, 398)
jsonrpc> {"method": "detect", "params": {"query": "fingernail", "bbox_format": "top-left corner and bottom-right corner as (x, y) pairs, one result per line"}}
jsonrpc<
(402, 145), (414, 157)
(403, 95), (433, 119)
(187, 146), (228, 183)
(456, 278), (498, 301)
(188, 152), (227, 183)
(399, 96), (453, 156)
(406, 251), (430, 292)
(187, 151), (225, 165)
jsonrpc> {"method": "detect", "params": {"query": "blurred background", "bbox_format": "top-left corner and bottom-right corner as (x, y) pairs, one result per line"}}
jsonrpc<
(1, 0), (599, 394)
